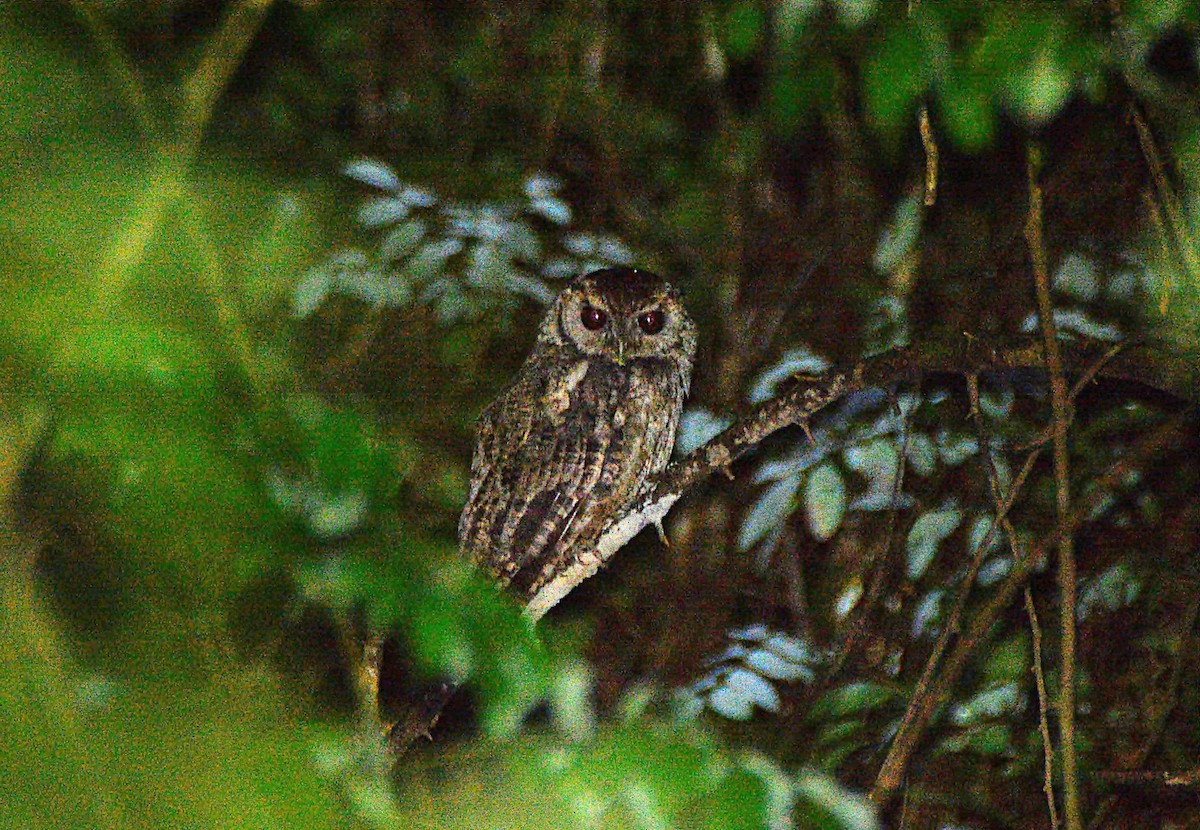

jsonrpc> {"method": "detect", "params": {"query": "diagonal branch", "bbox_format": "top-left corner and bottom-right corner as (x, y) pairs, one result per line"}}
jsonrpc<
(524, 335), (1192, 621)
(387, 338), (1192, 755)
(869, 410), (1188, 806)
(525, 369), (857, 619)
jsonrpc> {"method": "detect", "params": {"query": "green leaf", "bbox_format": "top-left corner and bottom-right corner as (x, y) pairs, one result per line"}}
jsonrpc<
(343, 158), (401, 191)
(834, 578), (863, 619)
(983, 632), (1031, 684)
(676, 408), (734, 456)
(739, 473), (802, 550)
(967, 513), (1003, 556)
(379, 217), (428, 262)
(293, 266), (333, 318)
(709, 683), (756, 721)
(682, 761), (772, 830)
(240, 192), (320, 313)
(357, 195), (410, 227)
(864, 21), (930, 132)
(805, 463), (847, 541)
(745, 647), (812, 682)
(747, 345), (831, 405)
(844, 438), (900, 493)
(724, 0), (765, 60)
(767, 57), (837, 135)
(1009, 36), (1073, 124)
(905, 432), (937, 476)
(1125, 0), (1191, 34)
(0, 561), (112, 830)
(809, 681), (900, 721)
(776, 0), (818, 44)
(831, 0), (878, 29)
(92, 675), (345, 829)
(905, 503), (962, 579)
(936, 429), (979, 465)
(794, 770), (880, 829)
(1053, 252), (1099, 301)
(1079, 562), (1142, 616)
(936, 68), (996, 151)
(939, 723), (1014, 756)
(529, 195), (572, 225)
(951, 681), (1022, 726)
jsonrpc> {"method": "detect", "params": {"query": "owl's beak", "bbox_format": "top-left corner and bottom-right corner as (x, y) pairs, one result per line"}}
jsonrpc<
(614, 334), (626, 366)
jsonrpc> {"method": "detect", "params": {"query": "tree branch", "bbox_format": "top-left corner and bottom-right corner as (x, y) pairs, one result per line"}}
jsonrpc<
(524, 335), (1194, 620)
(524, 369), (856, 618)
(1026, 144), (1083, 830)
(384, 337), (1194, 756)
(868, 410), (1188, 806)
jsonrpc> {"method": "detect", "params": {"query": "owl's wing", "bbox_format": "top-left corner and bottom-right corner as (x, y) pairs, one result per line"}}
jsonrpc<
(458, 361), (623, 591)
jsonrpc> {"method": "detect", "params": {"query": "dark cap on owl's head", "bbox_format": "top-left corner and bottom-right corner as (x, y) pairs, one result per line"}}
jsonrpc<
(575, 267), (674, 309)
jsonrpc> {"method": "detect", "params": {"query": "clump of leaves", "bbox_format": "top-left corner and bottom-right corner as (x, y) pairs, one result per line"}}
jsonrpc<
(296, 160), (636, 322)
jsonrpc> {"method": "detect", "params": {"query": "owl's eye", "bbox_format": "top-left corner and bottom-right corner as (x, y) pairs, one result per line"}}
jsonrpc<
(637, 308), (666, 334)
(580, 304), (609, 330)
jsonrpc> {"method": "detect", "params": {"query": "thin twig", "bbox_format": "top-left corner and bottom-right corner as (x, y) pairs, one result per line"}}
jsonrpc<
(871, 373), (1043, 802)
(1131, 106), (1200, 283)
(870, 409), (1187, 806)
(1142, 189), (1179, 314)
(1026, 587), (1061, 829)
(1026, 144), (1083, 830)
(910, 0), (936, 209)
(968, 374), (1061, 830)
(919, 105), (938, 207)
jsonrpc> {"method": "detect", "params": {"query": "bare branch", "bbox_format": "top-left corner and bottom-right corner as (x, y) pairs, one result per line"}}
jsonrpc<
(525, 371), (854, 619)
(1026, 145), (1083, 830)
(525, 335), (1193, 620)
(383, 338), (1194, 756)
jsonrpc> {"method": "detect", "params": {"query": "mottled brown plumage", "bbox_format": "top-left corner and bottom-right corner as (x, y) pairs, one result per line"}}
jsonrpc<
(458, 267), (697, 599)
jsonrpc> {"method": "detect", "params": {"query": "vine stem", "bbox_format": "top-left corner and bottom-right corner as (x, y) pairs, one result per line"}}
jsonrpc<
(1025, 144), (1083, 830)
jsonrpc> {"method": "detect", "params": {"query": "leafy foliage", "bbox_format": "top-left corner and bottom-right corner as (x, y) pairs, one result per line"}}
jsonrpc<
(297, 163), (636, 322)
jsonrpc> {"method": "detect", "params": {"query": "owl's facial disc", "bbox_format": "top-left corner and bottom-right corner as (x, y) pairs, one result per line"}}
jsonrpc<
(550, 267), (695, 366)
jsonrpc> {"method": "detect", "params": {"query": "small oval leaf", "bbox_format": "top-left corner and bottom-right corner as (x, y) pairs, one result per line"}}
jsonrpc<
(343, 158), (401, 191)
(905, 504), (963, 579)
(805, 463), (847, 541)
(725, 668), (780, 713)
(708, 685), (754, 721)
(746, 649), (811, 682)
(738, 474), (802, 551)
(357, 196), (409, 228)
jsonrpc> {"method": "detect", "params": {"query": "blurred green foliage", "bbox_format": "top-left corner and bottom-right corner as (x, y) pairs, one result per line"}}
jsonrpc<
(3, 1), (1200, 828)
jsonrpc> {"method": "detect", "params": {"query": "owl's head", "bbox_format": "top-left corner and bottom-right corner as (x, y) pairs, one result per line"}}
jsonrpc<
(543, 267), (697, 367)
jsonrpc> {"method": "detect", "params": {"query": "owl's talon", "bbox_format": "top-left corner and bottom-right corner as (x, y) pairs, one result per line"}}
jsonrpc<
(654, 520), (670, 547)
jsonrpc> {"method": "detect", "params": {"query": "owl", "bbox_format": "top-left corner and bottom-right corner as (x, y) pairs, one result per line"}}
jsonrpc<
(458, 267), (697, 600)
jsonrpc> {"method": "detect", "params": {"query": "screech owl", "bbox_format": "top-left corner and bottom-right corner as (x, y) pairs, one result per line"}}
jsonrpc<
(458, 266), (697, 600)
